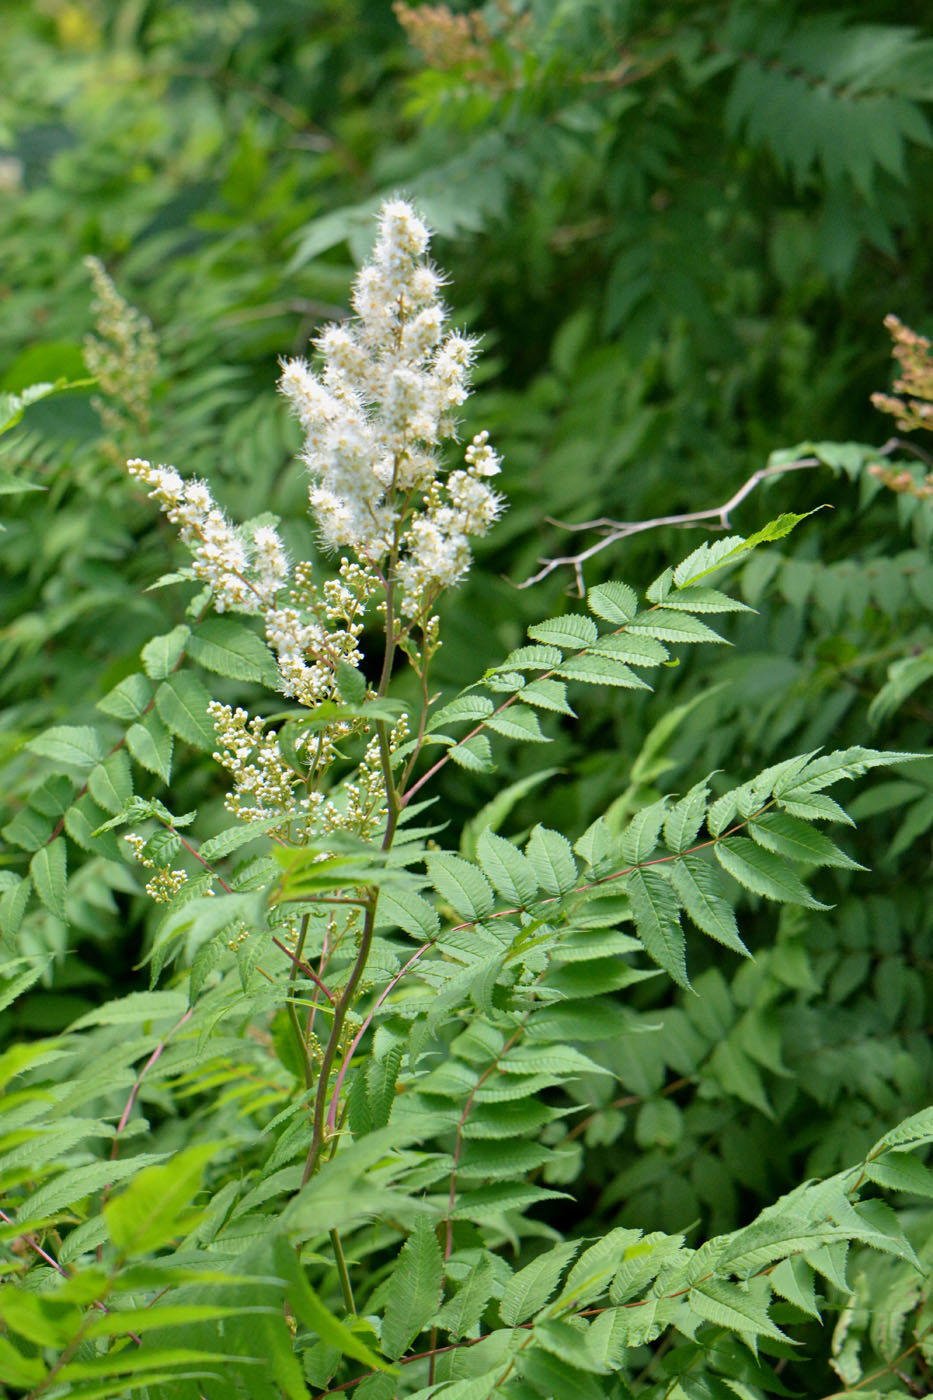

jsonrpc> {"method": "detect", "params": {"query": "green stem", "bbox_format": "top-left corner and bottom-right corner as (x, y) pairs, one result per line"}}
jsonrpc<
(287, 913), (313, 1090)
(330, 1228), (357, 1315)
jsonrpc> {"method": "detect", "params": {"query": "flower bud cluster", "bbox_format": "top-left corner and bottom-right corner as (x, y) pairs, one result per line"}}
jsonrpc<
(123, 831), (188, 903)
(208, 703), (301, 819)
(278, 198), (504, 616)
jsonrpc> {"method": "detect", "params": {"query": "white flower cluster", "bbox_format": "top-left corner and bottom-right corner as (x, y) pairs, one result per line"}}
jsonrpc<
(126, 459), (288, 614)
(278, 198), (504, 616)
(208, 703), (301, 819)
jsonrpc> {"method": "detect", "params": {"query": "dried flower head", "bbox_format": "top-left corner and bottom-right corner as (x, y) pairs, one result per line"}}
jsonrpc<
(871, 314), (933, 434)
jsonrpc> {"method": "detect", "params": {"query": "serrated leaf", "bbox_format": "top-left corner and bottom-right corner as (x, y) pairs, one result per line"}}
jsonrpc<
(20, 1154), (168, 1227)
(557, 653), (652, 688)
(587, 581), (638, 623)
(155, 671), (216, 751)
(673, 535), (747, 587)
(646, 566), (674, 603)
(770, 1256), (820, 1319)
(427, 853), (495, 921)
(200, 814), (296, 861)
(626, 610), (726, 644)
(87, 751), (133, 816)
(485, 705), (549, 743)
(663, 586), (753, 613)
(126, 711), (174, 783)
(716, 837), (829, 908)
(589, 632), (669, 666)
(499, 644), (563, 670)
(748, 812), (864, 869)
(499, 1241), (581, 1324)
(0, 876), (32, 941)
(96, 672), (154, 721)
(526, 825), (577, 896)
(336, 661), (367, 705)
(689, 1278), (789, 1342)
(104, 1144), (217, 1255)
(186, 617), (280, 686)
(430, 694), (494, 729)
(381, 1214), (443, 1359)
(140, 625), (191, 679)
(435, 1255), (497, 1339)
(574, 816), (613, 874)
(29, 839), (67, 919)
(25, 726), (104, 770)
(449, 733), (495, 772)
(664, 781), (710, 852)
(626, 867), (689, 988)
(618, 798), (669, 864)
(560, 1227), (642, 1308)
(476, 829), (538, 907)
(670, 855), (748, 956)
(521, 679), (575, 714)
(528, 614), (599, 649)
(376, 886), (440, 939)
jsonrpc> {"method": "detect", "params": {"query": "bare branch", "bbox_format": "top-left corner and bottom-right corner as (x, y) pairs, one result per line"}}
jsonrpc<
(516, 457), (823, 594)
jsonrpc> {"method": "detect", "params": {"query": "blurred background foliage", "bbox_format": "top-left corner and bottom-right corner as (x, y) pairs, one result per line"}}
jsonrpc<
(1, 0), (933, 1325)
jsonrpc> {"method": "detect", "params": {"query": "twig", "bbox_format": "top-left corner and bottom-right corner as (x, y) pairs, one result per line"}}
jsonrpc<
(517, 457), (822, 594)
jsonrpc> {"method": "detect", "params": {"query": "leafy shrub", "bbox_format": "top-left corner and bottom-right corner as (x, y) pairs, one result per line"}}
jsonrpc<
(1, 198), (931, 1400)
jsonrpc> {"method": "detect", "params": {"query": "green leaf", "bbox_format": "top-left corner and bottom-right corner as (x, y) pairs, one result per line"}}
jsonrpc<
(748, 811), (864, 869)
(25, 725), (104, 770)
(186, 617), (280, 686)
(88, 751), (134, 815)
(155, 670), (217, 751)
(627, 867), (689, 988)
(528, 614), (599, 649)
(126, 711), (174, 783)
(618, 798), (669, 864)
(673, 535), (748, 587)
(29, 838), (67, 919)
(0, 876), (32, 941)
(587, 581), (637, 623)
(449, 733), (495, 772)
(430, 694), (494, 728)
(485, 705), (549, 742)
(427, 853), (495, 921)
(716, 837), (829, 908)
(664, 781), (710, 852)
(96, 672), (154, 721)
(521, 679), (575, 714)
(663, 586), (753, 613)
(670, 855), (749, 956)
(589, 632), (669, 666)
(557, 653), (652, 689)
(381, 1213), (444, 1359)
(626, 610), (726, 644)
(337, 661), (367, 705)
(499, 644), (563, 670)
(559, 1227), (643, 1308)
(476, 829), (538, 907)
(499, 1241), (581, 1324)
(200, 813), (296, 861)
(141, 625), (191, 679)
(526, 825), (578, 896)
(435, 1255), (498, 1339)
(375, 886), (440, 939)
(689, 1277), (789, 1343)
(20, 1155), (168, 1227)
(105, 1143), (217, 1255)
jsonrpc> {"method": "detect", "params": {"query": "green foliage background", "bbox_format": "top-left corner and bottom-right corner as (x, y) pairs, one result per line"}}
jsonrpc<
(1, 2), (933, 1396)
